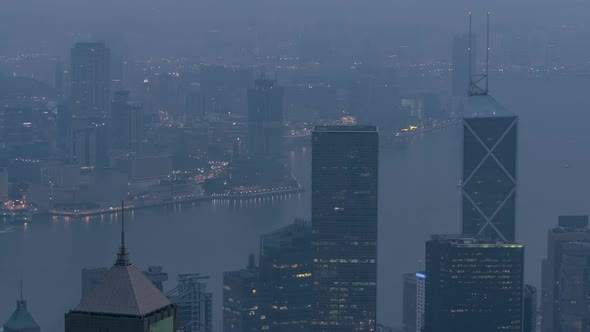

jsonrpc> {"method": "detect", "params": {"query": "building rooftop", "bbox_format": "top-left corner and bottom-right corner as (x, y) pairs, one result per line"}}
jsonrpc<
(72, 203), (171, 317)
(3, 299), (40, 332)
(313, 125), (378, 133)
(73, 264), (172, 317)
(464, 95), (514, 119)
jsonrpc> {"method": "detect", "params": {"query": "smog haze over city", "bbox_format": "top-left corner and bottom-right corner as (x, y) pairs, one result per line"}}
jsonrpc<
(1, 1), (590, 332)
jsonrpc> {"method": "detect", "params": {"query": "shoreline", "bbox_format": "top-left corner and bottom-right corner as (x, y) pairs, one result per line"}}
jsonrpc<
(46, 186), (305, 218)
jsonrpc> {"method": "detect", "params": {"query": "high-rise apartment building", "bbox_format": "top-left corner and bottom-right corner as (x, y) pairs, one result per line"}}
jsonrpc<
(311, 125), (378, 331)
(541, 216), (590, 332)
(424, 235), (524, 332)
(461, 95), (518, 242)
(70, 42), (111, 118)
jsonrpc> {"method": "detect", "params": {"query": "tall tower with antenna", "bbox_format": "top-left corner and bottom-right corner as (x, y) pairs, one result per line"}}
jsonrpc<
(65, 201), (177, 332)
(461, 12), (519, 243)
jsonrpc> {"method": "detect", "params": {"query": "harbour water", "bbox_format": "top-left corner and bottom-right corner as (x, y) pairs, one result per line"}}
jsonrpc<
(2, 73), (590, 331)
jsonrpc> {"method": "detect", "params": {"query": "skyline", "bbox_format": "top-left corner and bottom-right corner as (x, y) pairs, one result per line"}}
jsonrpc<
(3, 1), (590, 332)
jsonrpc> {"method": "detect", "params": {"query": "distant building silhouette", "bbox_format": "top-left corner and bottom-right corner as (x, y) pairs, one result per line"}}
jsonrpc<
(112, 90), (144, 153)
(247, 76), (284, 160)
(65, 208), (176, 332)
(541, 216), (590, 332)
(461, 95), (518, 242)
(311, 125), (378, 331)
(424, 235), (524, 332)
(70, 42), (111, 118)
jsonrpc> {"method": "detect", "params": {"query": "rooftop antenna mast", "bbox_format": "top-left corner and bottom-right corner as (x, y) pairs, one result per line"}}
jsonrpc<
(468, 11), (490, 96)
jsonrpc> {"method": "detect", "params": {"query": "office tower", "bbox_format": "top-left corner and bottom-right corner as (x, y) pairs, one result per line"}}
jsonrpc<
(65, 210), (176, 332)
(144, 266), (169, 293)
(167, 274), (212, 332)
(70, 42), (111, 117)
(461, 95), (518, 242)
(311, 125), (378, 331)
(523, 284), (537, 332)
(112, 90), (144, 153)
(424, 235), (524, 332)
(541, 216), (590, 332)
(402, 273), (417, 332)
(223, 255), (268, 332)
(260, 220), (312, 332)
(81, 267), (108, 298)
(247, 77), (284, 159)
(558, 242), (590, 332)
(3, 287), (41, 332)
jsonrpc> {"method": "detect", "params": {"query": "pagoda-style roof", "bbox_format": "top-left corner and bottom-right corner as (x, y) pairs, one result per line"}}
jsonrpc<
(73, 264), (171, 317)
(71, 201), (171, 317)
(3, 299), (40, 332)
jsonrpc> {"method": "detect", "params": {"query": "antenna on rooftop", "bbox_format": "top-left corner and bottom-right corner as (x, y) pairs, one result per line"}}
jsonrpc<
(467, 11), (490, 97)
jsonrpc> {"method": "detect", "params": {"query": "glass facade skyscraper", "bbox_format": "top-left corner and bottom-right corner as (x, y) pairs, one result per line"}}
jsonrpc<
(424, 235), (524, 332)
(461, 95), (518, 242)
(311, 125), (378, 332)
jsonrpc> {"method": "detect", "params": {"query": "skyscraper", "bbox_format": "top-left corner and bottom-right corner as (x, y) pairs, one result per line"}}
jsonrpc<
(260, 220), (312, 332)
(541, 216), (590, 332)
(311, 125), (378, 332)
(247, 77), (284, 160)
(70, 42), (111, 118)
(461, 95), (518, 242)
(558, 242), (590, 332)
(65, 208), (176, 332)
(223, 255), (268, 332)
(3, 285), (41, 332)
(424, 235), (524, 332)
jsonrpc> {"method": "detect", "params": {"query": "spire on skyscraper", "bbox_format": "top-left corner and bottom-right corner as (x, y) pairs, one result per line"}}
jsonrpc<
(115, 201), (130, 267)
